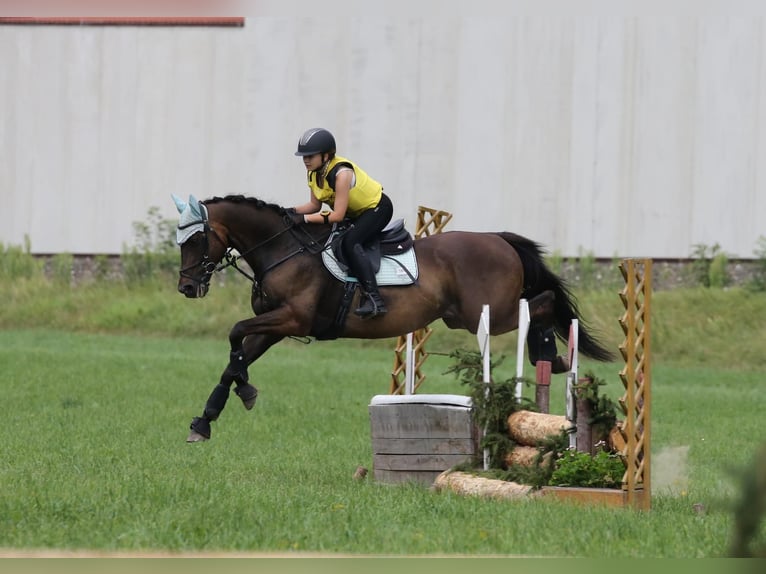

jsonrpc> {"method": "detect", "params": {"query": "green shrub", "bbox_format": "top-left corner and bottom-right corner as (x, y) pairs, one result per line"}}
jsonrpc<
(92, 254), (112, 282)
(689, 243), (714, 286)
(49, 252), (74, 286)
(444, 349), (535, 470)
(690, 242), (730, 288)
(445, 350), (524, 468)
(0, 236), (43, 279)
(575, 372), (619, 439)
(577, 248), (597, 290)
(549, 448), (624, 488)
(747, 235), (766, 292)
(709, 252), (730, 288)
(122, 207), (179, 284)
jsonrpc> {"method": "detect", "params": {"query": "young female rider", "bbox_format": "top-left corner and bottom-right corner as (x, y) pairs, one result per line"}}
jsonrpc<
(289, 127), (393, 319)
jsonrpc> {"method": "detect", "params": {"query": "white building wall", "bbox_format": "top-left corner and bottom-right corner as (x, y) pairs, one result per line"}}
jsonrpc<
(1, 18), (764, 258)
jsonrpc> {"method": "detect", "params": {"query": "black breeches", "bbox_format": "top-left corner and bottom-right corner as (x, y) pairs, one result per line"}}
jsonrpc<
(340, 192), (393, 261)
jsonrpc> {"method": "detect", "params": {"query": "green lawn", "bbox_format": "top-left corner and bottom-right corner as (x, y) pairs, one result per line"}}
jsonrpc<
(0, 325), (763, 557)
(1, 273), (764, 557)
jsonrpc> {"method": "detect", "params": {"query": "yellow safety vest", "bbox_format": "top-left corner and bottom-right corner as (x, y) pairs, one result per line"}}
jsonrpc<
(307, 156), (383, 218)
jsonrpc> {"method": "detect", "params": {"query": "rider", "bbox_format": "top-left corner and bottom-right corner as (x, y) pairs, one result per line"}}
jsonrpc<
(289, 127), (393, 319)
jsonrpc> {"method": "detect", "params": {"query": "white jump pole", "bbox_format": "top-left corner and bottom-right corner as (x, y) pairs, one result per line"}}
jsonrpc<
(515, 299), (530, 401)
(476, 304), (491, 470)
(404, 332), (415, 395)
(566, 319), (579, 449)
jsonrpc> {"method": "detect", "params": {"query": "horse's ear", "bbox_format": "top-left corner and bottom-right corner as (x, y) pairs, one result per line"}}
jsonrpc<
(188, 194), (202, 218)
(171, 194), (187, 214)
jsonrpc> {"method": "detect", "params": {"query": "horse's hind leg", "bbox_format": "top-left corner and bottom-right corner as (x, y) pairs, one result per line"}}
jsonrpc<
(526, 290), (570, 374)
(527, 290), (555, 327)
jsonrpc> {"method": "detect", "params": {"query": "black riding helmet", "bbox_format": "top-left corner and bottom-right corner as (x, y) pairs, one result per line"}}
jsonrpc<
(295, 128), (336, 156)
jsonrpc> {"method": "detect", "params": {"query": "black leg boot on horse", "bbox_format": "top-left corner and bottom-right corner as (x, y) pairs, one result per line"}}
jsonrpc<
(350, 243), (387, 319)
(187, 349), (258, 442)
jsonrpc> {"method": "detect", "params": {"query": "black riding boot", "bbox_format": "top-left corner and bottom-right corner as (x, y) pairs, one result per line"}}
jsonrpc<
(350, 244), (387, 318)
(356, 284), (387, 318)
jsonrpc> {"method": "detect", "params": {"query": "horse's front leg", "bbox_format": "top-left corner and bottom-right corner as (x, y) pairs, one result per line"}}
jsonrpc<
(187, 333), (283, 443)
(187, 307), (306, 443)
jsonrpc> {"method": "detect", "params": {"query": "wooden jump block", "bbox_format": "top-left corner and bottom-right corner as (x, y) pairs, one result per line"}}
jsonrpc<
(369, 394), (479, 485)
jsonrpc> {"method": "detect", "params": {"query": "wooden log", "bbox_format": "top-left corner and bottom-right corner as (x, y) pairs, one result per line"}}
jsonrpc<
(507, 411), (572, 446)
(504, 445), (542, 467)
(433, 471), (537, 500)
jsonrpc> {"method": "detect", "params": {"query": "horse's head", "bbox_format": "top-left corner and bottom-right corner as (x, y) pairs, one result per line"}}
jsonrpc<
(172, 194), (227, 298)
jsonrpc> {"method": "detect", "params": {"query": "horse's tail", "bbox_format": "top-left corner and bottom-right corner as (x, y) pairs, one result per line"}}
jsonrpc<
(497, 232), (616, 363)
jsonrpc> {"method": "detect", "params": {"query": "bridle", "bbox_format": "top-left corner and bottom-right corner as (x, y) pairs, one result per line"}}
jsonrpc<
(177, 208), (226, 298)
(178, 203), (328, 297)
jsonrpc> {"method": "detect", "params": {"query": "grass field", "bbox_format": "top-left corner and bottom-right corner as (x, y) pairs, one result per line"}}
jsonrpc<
(0, 276), (764, 558)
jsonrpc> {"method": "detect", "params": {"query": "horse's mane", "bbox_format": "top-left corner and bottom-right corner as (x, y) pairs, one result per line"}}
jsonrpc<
(203, 195), (287, 215)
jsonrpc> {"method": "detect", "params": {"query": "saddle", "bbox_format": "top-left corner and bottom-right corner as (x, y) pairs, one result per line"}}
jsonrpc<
(315, 220), (418, 341)
(329, 218), (413, 274)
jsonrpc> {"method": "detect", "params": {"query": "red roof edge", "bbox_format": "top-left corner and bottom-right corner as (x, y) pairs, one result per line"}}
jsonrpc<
(0, 17), (245, 27)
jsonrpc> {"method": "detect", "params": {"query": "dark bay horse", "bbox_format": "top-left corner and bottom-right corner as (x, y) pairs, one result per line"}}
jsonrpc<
(173, 194), (614, 442)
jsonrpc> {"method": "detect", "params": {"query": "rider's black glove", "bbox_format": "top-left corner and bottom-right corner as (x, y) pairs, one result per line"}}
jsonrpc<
(284, 208), (303, 225)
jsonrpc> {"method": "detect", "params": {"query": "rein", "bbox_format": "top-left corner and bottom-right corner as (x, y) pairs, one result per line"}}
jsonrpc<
(216, 215), (329, 283)
(216, 227), (295, 283)
(180, 206), (332, 292)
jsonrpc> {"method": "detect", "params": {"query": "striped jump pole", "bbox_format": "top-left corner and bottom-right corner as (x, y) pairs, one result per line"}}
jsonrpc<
(476, 304), (491, 470)
(566, 319), (579, 450)
(515, 299), (530, 402)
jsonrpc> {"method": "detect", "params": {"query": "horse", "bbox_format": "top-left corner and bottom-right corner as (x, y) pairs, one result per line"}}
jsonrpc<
(172, 193), (615, 442)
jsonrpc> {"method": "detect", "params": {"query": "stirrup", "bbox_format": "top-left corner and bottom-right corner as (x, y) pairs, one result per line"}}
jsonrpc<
(355, 307), (387, 319)
(355, 295), (387, 318)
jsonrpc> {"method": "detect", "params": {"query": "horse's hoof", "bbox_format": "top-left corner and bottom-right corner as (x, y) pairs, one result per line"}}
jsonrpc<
(235, 384), (258, 410)
(551, 355), (571, 374)
(186, 430), (209, 443)
(188, 416), (211, 442)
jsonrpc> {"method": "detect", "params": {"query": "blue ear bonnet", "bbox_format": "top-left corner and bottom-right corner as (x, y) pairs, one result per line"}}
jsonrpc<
(171, 194), (207, 245)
